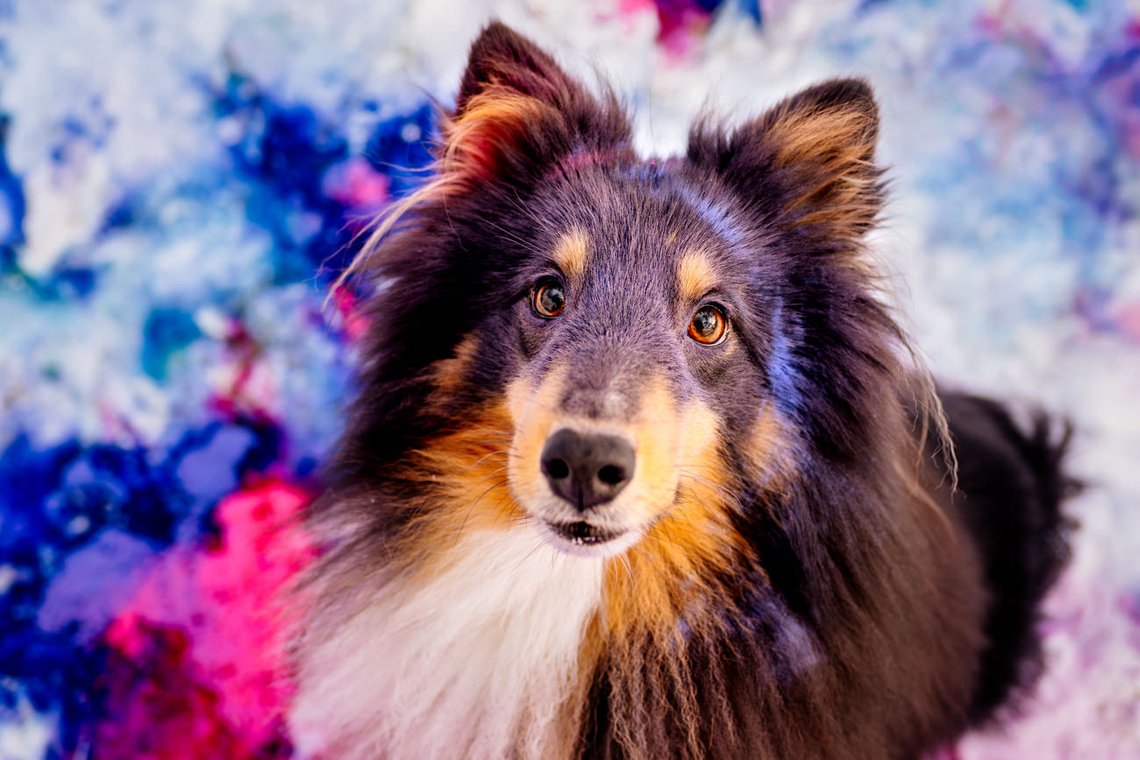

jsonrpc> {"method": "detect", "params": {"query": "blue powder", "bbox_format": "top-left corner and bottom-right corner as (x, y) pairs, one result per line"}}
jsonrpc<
(38, 530), (157, 641)
(364, 103), (437, 198)
(40, 265), (98, 300)
(142, 307), (202, 381)
(213, 70), (442, 283)
(737, 0), (762, 25)
(216, 72), (357, 281)
(0, 113), (27, 273)
(0, 437), (112, 753)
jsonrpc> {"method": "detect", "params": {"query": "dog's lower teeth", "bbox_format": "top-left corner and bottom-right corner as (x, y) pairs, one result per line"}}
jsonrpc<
(550, 521), (617, 547)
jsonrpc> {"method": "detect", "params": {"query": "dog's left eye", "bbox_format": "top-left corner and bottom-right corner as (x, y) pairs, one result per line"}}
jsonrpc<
(531, 277), (566, 319)
(688, 304), (728, 345)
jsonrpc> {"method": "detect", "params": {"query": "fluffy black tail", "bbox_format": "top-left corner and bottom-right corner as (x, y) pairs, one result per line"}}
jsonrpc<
(938, 392), (1080, 725)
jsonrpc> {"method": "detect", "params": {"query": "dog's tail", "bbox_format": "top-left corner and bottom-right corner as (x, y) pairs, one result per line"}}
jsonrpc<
(938, 392), (1080, 726)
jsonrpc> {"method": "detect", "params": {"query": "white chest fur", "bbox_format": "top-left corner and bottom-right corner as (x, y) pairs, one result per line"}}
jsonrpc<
(290, 527), (605, 760)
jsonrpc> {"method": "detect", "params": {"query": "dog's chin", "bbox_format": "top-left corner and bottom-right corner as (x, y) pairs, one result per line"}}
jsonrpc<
(534, 518), (643, 558)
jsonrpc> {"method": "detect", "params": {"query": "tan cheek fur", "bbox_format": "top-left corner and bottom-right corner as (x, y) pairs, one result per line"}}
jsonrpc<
(744, 401), (797, 493)
(506, 367), (568, 511)
(386, 344), (529, 577)
(601, 385), (752, 638)
(431, 333), (481, 396)
(612, 376), (687, 526)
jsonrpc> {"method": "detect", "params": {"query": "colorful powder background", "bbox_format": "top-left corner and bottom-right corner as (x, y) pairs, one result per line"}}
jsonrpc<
(1, 0), (1139, 757)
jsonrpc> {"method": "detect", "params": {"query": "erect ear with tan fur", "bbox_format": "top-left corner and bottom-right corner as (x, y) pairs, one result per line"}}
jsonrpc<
(443, 22), (632, 187)
(688, 78), (884, 248)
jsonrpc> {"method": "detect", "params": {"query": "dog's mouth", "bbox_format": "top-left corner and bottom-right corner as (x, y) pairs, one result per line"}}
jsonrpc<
(545, 520), (623, 546)
(535, 518), (644, 558)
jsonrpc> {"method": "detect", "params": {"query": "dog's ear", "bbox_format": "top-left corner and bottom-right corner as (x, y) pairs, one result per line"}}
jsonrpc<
(688, 79), (884, 249)
(456, 22), (579, 115)
(443, 22), (631, 187)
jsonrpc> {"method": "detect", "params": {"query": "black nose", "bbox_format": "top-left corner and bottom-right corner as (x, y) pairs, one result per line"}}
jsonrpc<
(540, 428), (635, 512)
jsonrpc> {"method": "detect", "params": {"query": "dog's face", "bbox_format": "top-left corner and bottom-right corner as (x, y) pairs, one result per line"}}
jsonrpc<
(347, 24), (886, 569)
(499, 174), (776, 557)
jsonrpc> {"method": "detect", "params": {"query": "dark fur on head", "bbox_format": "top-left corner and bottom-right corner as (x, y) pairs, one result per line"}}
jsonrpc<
(292, 22), (1076, 760)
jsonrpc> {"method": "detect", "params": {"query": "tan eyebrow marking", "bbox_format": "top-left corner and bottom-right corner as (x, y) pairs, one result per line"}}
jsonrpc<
(677, 250), (718, 302)
(552, 230), (589, 278)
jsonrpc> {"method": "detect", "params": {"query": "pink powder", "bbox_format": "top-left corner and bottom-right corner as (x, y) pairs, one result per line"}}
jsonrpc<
(99, 480), (315, 757)
(323, 157), (390, 213)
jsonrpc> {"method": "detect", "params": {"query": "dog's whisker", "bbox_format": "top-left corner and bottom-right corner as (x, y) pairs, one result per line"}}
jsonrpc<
(451, 477), (510, 548)
(466, 449), (510, 469)
(618, 552), (635, 584)
(677, 469), (743, 504)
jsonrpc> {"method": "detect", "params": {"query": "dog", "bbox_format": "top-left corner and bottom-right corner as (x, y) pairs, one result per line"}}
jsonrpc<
(288, 22), (1076, 759)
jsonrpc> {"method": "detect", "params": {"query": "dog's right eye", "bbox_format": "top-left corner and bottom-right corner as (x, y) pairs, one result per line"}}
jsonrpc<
(531, 278), (567, 319)
(688, 303), (728, 345)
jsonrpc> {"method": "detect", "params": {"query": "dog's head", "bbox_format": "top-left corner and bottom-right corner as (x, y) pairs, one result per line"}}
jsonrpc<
(343, 23), (893, 566)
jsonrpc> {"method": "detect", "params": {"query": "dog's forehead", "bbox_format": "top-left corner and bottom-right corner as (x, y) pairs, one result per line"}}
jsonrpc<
(539, 165), (742, 287)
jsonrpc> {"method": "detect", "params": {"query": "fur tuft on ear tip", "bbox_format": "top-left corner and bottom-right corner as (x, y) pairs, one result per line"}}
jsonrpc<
(456, 22), (570, 115)
(435, 21), (632, 190)
(792, 78), (878, 117)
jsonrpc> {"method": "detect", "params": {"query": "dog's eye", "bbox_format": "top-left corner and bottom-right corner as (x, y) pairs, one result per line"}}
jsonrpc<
(688, 304), (728, 345)
(531, 277), (566, 319)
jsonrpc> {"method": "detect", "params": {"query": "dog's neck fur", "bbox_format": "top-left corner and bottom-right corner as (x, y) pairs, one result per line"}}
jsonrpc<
(290, 526), (603, 760)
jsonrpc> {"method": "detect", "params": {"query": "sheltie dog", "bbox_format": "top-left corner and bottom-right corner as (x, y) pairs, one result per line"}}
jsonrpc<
(289, 22), (1076, 759)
